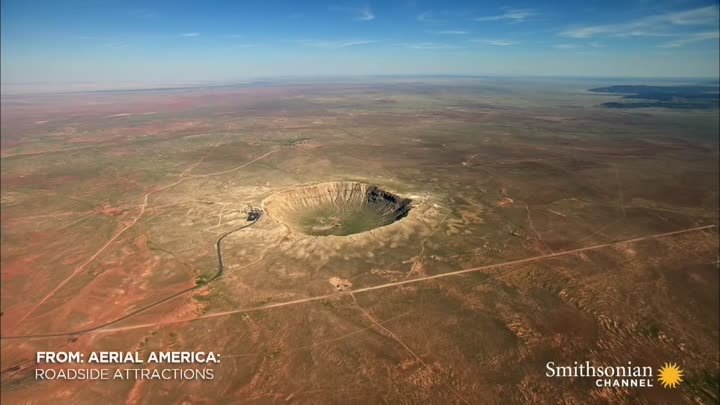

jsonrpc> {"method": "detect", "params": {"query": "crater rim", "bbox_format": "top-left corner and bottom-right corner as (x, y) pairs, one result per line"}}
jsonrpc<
(262, 181), (413, 237)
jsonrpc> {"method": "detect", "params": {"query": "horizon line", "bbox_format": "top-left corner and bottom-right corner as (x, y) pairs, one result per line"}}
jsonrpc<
(2, 74), (718, 96)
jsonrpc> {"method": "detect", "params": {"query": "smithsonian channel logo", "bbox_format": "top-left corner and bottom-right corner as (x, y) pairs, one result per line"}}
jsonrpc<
(546, 361), (683, 389)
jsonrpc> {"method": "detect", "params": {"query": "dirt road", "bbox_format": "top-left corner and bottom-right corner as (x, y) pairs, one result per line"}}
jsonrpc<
(3, 223), (714, 341)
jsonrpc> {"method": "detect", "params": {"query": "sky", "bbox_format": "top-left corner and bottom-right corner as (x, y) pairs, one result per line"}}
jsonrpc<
(1, 0), (719, 90)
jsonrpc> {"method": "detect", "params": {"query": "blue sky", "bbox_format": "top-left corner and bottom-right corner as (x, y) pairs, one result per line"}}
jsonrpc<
(1, 0), (719, 88)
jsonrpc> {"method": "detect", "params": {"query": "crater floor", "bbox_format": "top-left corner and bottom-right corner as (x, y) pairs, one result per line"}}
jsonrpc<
(263, 182), (412, 236)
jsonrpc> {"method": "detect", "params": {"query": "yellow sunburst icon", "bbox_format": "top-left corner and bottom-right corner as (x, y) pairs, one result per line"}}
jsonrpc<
(658, 363), (683, 389)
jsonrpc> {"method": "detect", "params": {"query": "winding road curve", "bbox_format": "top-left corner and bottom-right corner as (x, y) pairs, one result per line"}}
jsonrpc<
(12, 146), (281, 328)
(1, 214), (262, 341)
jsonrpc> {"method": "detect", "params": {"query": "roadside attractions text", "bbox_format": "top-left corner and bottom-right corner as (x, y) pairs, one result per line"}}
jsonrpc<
(35, 351), (219, 380)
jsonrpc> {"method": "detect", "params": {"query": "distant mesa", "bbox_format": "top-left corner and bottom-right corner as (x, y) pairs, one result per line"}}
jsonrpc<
(589, 85), (720, 110)
(263, 182), (412, 237)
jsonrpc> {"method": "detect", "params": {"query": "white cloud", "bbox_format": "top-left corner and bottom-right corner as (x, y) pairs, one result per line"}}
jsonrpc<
(354, 6), (375, 21)
(404, 42), (459, 50)
(553, 43), (578, 49)
(297, 39), (376, 48)
(658, 31), (720, 48)
(560, 5), (719, 38)
(180, 32), (200, 37)
(330, 5), (375, 21)
(430, 30), (469, 35)
(474, 9), (534, 22)
(417, 11), (446, 23)
(472, 39), (516, 46)
(663, 6), (720, 25)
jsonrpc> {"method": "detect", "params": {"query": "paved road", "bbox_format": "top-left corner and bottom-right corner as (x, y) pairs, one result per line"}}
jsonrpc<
(2, 223), (715, 341)
(1, 214), (262, 340)
(13, 146), (280, 328)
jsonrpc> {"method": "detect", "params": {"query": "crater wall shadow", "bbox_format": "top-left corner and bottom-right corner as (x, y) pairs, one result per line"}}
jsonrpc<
(263, 182), (412, 236)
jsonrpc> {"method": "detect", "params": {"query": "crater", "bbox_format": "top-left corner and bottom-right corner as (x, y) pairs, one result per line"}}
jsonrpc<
(263, 182), (412, 236)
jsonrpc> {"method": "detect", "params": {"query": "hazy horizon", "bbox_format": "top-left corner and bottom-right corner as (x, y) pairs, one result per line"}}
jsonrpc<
(2, 74), (719, 96)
